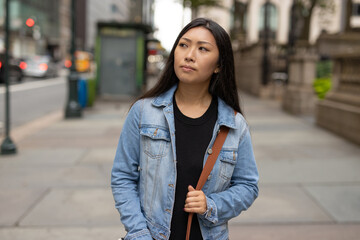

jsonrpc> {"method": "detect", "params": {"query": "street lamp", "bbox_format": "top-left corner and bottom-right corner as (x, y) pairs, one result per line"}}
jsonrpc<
(1, 0), (17, 155)
(65, 0), (82, 118)
(262, 0), (271, 86)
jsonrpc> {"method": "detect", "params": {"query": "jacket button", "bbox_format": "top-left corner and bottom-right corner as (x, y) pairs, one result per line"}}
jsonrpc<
(168, 184), (174, 188)
(165, 209), (171, 213)
(208, 148), (213, 155)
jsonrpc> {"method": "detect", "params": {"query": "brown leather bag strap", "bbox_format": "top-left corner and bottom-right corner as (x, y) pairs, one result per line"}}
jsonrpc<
(185, 125), (230, 240)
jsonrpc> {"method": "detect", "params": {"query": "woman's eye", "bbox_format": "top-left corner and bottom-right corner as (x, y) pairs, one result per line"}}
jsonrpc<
(179, 43), (187, 48)
(199, 47), (208, 52)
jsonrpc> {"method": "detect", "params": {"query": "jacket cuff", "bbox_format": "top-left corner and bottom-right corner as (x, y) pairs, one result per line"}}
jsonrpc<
(199, 196), (218, 224)
(124, 229), (153, 240)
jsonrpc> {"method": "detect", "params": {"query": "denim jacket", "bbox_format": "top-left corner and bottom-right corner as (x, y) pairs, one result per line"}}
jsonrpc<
(111, 85), (259, 240)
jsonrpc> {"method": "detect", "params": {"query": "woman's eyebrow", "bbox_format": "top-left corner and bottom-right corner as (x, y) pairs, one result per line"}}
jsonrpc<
(181, 37), (214, 46)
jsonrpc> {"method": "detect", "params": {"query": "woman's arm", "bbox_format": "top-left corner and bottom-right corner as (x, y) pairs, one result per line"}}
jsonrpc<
(199, 126), (259, 226)
(111, 100), (153, 240)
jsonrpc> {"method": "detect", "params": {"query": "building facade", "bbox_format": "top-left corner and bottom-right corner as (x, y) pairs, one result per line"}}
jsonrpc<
(86, 0), (129, 52)
(0, 0), (61, 58)
(86, 0), (154, 51)
(195, 0), (360, 46)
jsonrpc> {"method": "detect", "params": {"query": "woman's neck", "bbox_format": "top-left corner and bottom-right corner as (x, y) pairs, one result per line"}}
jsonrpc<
(175, 83), (212, 118)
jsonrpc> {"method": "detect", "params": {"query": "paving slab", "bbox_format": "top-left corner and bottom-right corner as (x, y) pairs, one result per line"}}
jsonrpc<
(0, 148), (86, 167)
(57, 165), (110, 187)
(228, 223), (360, 240)
(251, 129), (352, 146)
(20, 188), (119, 227)
(0, 188), (47, 226)
(253, 143), (360, 162)
(305, 185), (360, 222)
(256, 156), (360, 184)
(0, 227), (126, 240)
(19, 135), (120, 148)
(0, 165), (66, 188)
(230, 186), (333, 224)
(78, 148), (117, 164)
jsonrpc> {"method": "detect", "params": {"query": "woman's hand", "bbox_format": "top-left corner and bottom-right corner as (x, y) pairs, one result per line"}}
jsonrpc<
(184, 185), (207, 214)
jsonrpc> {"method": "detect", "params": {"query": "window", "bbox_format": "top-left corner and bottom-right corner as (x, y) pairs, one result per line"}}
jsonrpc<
(259, 2), (278, 39)
(353, 3), (360, 16)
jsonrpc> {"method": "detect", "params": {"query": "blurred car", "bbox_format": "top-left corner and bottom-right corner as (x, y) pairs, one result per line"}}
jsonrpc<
(0, 53), (24, 84)
(22, 55), (58, 78)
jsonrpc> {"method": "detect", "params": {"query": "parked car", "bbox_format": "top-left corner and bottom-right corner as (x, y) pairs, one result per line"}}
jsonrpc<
(0, 53), (24, 84)
(22, 55), (58, 78)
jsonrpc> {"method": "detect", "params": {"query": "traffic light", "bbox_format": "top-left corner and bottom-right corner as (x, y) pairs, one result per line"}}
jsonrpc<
(25, 18), (35, 27)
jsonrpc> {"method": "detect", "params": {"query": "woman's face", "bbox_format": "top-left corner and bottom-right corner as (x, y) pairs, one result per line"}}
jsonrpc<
(174, 27), (219, 87)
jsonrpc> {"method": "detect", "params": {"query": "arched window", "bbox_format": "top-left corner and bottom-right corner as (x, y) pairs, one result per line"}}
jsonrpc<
(231, 1), (248, 39)
(259, 2), (278, 39)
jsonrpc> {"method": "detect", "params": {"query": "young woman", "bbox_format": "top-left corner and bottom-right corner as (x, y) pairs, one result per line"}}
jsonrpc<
(111, 18), (259, 240)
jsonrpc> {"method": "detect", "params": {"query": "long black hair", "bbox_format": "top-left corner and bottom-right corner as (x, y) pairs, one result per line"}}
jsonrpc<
(140, 18), (242, 114)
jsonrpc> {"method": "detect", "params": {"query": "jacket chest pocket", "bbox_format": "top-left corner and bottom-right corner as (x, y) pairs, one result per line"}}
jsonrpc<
(219, 150), (237, 181)
(140, 127), (171, 159)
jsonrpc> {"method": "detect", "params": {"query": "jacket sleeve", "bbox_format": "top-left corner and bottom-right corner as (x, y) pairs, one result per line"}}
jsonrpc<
(199, 125), (259, 226)
(111, 100), (153, 240)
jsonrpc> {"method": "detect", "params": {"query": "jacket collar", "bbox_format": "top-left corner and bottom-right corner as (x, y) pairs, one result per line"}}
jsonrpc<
(152, 84), (237, 129)
(152, 84), (178, 107)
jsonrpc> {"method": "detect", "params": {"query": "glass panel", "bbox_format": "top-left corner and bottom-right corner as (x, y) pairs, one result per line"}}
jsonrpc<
(259, 3), (278, 31)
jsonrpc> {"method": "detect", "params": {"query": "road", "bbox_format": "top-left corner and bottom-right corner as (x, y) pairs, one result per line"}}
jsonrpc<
(0, 75), (67, 136)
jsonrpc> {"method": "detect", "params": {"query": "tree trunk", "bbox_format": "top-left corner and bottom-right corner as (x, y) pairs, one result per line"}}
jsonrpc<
(345, 0), (353, 32)
(191, 7), (198, 19)
(299, 0), (318, 42)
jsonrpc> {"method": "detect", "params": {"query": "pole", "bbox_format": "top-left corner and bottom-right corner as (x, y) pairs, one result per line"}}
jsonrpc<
(262, 0), (270, 85)
(65, 0), (82, 118)
(1, 0), (17, 155)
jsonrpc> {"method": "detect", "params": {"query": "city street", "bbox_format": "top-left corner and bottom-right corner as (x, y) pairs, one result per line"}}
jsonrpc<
(0, 72), (67, 136)
(1, 1), (360, 239)
(0, 78), (359, 239)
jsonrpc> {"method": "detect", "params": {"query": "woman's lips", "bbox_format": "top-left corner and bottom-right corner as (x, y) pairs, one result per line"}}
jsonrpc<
(181, 65), (195, 72)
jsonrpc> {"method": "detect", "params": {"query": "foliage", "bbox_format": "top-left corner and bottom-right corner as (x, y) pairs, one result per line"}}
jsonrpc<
(294, 0), (335, 41)
(313, 77), (331, 99)
(313, 60), (332, 99)
(177, 0), (223, 19)
(180, 0), (220, 8)
(316, 60), (332, 79)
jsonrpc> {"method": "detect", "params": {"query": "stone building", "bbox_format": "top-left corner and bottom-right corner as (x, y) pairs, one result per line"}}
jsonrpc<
(194, 0), (360, 100)
(195, 0), (360, 144)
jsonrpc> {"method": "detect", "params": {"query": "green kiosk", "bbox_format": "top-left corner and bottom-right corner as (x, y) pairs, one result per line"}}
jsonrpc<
(95, 22), (152, 97)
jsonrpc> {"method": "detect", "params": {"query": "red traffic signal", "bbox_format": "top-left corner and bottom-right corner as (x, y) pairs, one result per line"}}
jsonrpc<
(26, 18), (35, 27)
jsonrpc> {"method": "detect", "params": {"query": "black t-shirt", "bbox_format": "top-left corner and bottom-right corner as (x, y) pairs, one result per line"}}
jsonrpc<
(169, 95), (218, 240)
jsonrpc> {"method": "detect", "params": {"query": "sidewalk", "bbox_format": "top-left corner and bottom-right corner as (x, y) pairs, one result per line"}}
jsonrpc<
(1, 89), (360, 240)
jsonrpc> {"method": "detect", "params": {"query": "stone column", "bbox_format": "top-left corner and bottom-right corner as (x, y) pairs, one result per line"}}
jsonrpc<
(282, 46), (318, 115)
(316, 33), (360, 145)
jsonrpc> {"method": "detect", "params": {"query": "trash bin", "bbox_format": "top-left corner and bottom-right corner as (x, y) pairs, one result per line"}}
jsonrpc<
(78, 78), (88, 108)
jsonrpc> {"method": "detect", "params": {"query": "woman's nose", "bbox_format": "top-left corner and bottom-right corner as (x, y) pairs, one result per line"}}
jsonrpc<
(184, 48), (195, 62)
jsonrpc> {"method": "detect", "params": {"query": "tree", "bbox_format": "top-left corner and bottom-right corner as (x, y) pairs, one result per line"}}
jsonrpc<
(345, 0), (353, 32)
(294, 0), (335, 42)
(179, 0), (223, 19)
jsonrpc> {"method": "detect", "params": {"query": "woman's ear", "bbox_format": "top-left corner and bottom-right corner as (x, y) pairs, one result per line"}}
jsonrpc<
(214, 67), (220, 74)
